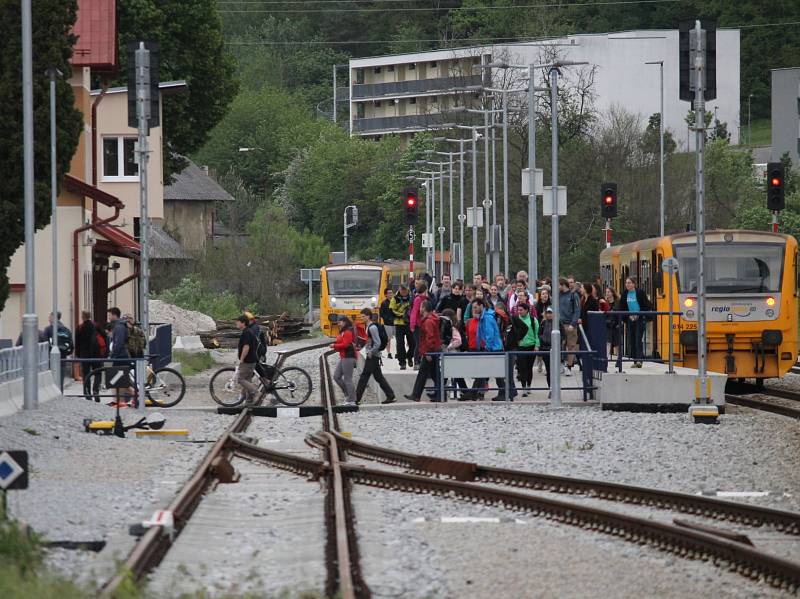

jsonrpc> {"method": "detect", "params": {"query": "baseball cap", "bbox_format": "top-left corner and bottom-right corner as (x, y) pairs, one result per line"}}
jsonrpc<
(545, 306), (554, 313)
(538, 284), (551, 292)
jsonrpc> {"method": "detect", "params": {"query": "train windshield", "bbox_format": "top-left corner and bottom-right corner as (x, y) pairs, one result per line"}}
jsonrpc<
(673, 243), (784, 294)
(327, 269), (382, 297)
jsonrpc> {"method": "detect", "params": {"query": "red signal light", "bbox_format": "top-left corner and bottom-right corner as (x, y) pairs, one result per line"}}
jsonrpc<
(407, 196), (416, 207)
(604, 195), (613, 204)
(771, 177), (781, 187)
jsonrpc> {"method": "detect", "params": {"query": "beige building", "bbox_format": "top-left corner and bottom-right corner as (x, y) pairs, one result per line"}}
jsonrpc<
(0, 70), (185, 341)
(350, 47), (489, 140)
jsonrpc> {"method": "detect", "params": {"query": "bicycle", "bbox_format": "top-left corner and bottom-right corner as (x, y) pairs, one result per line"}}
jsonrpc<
(208, 359), (312, 407)
(83, 361), (186, 408)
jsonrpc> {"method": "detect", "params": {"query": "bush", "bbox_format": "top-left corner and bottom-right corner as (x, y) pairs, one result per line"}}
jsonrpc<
(156, 276), (244, 321)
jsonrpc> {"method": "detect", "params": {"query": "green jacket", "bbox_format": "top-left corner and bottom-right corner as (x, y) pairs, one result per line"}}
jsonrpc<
(388, 293), (411, 326)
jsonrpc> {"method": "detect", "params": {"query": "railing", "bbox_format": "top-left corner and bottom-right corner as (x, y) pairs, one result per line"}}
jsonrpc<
(0, 342), (51, 384)
(352, 75), (483, 100)
(585, 311), (683, 373)
(352, 112), (480, 133)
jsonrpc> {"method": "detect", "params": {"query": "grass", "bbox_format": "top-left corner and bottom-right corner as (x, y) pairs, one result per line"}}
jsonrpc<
(172, 350), (215, 377)
(743, 117), (770, 147)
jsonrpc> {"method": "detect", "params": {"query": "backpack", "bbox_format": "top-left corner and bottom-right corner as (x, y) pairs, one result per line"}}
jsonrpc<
(56, 327), (73, 355)
(439, 317), (453, 347)
(126, 321), (146, 357)
(371, 323), (389, 352)
(93, 331), (108, 358)
(354, 323), (368, 350)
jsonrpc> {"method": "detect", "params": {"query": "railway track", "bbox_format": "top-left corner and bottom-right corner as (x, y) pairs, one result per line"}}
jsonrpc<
(725, 380), (800, 419)
(100, 345), (800, 597)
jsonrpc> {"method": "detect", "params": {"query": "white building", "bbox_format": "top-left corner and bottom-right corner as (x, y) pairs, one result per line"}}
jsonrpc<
(349, 29), (741, 147)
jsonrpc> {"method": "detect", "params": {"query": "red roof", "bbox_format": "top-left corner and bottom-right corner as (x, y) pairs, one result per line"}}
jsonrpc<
(95, 223), (140, 258)
(71, 0), (117, 71)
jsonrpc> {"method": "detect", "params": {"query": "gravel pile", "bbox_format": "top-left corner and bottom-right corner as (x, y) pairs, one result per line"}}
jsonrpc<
(0, 397), (234, 589)
(149, 299), (216, 337)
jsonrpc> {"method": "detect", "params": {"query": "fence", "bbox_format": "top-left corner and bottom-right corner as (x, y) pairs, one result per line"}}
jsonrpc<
(585, 311), (683, 373)
(0, 342), (51, 384)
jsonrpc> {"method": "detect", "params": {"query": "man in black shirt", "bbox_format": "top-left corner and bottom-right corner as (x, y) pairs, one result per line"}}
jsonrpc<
(378, 288), (395, 359)
(235, 315), (259, 403)
(436, 282), (468, 322)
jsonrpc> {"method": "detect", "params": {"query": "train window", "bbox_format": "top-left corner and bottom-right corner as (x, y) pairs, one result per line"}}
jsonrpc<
(673, 243), (784, 293)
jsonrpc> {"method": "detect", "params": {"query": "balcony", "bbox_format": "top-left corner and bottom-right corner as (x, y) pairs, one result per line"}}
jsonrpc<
(352, 112), (481, 135)
(352, 74), (483, 101)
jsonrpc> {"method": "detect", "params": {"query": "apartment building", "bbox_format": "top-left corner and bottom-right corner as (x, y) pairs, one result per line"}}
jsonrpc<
(771, 67), (800, 165)
(350, 29), (741, 147)
(349, 48), (490, 140)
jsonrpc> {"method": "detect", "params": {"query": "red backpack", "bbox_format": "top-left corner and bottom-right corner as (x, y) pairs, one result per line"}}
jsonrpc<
(94, 331), (108, 357)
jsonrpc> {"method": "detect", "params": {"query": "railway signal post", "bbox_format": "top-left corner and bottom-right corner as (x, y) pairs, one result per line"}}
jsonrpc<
(684, 19), (718, 423)
(766, 162), (784, 233)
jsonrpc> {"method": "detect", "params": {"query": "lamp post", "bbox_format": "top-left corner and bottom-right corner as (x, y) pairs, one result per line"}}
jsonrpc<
(646, 60), (665, 237)
(343, 204), (358, 262)
(748, 93), (753, 145)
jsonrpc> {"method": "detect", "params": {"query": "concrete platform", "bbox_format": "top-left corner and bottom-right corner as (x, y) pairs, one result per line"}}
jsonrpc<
(370, 354), (594, 404)
(598, 362), (727, 412)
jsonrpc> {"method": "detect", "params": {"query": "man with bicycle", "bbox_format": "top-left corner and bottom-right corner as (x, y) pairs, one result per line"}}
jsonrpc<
(235, 315), (260, 404)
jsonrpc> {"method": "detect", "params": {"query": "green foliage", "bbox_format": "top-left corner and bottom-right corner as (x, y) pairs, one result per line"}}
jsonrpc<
(735, 189), (800, 242)
(156, 276), (241, 321)
(641, 113), (677, 157)
(116, 0), (238, 179)
(0, 0), (83, 314)
(194, 87), (331, 196)
(172, 350), (215, 376)
(746, 118), (770, 147)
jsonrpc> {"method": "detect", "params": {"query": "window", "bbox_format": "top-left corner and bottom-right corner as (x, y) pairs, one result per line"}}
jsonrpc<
(374, 66), (382, 74)
(674, 243), (785, 293)
(374, 100), (381, 107)
(356, 104), (365, 119)
(327, 269), (382, 296)
(356, 69), (365, 84)
(430, 61), (438, 68)
(409, 63), (416, 70)
(102, 137), (138, 180)
(388, 65), (395, 72)
(409, 97), (416, 105)
(430, 96), (437, 104)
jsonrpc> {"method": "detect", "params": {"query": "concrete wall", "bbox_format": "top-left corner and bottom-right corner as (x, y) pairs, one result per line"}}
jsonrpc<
(163, 200), (212, 252)
(771, 68), (800, 164)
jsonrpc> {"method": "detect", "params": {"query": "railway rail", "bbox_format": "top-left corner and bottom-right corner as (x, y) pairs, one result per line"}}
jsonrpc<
(725, 380), (800, 419)
(100, 344), (800, 597)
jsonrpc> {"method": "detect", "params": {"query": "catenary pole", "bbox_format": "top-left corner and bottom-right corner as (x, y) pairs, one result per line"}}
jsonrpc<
(549, 66), (562, 409)
(472, 130), (478, 276)
(502, 88), (509, 277)
(22, 0), (38, 409)
(694, 21), (709, 404)
(438, 162), (444, 278)
(136, 42), (151, 415)
(528, 67), (538, 284)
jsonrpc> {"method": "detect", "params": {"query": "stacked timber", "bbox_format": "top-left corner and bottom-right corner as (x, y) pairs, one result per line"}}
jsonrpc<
(198, 313), (311, 349)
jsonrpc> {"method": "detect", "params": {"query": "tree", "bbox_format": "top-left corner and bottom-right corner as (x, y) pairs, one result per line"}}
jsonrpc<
(0, 0), (83, 313)
(641, 113), (677, 158)
(116, 0), (238, 179)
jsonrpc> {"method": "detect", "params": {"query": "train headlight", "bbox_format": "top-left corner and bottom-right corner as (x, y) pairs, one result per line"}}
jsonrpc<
(330, 296), (337, 305)
(766, 296), (776, 307)
(684, 297), (695, 308)
(371, 296), (377, 307)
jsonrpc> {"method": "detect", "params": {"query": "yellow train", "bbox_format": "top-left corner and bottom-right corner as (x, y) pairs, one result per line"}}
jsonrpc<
(319, 260), (426, 337)
(600, 230), (798, 381)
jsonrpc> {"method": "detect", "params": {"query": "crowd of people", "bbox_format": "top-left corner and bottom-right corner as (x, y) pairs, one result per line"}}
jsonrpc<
(328, 271), (653, 405)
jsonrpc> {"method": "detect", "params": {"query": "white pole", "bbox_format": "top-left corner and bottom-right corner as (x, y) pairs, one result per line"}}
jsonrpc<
(136, 42), (151, 415)
(528, 67), (538, 284)
(659, 61), (665, 237)
(502, 88), (509, 277)
(549, 67), (562, 409)
(438, 162), (444, 278)
(472, 132), (478, 276)
(694, 21), (708, 404)
(458, 140), (465, 280)
(22, 0), (38, 410)
(448, 153), (453, 274)
(343, 207), (348, 262)
(48, 68), (61, 382)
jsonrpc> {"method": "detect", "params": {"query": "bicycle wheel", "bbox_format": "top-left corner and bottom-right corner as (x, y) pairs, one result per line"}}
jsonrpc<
(209, 366), (247, 407)
(147, 367), (186, 408)
(271, 366), (312, 406)
(83, 367), (108, 402)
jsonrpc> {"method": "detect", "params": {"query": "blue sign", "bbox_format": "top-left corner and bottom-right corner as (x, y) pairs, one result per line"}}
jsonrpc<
(0, 451), (28, 490)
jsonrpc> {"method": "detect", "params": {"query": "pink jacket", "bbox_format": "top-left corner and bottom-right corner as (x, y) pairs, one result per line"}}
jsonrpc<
(410, 294), (425, 331)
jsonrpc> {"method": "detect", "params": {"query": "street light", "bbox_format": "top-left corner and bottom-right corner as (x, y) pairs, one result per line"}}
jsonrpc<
(343, 204), (358, 262)
(47, 67), (62, 381)
(645, 60), (665, 237)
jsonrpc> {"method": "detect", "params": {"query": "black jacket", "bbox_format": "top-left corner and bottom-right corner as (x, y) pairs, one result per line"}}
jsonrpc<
(379, 299), (394, 325)
(539, 318), (554, 350)
(506, 316), (531, 351)
(618, 288), (653, 317)
(75, 319), (97, 358)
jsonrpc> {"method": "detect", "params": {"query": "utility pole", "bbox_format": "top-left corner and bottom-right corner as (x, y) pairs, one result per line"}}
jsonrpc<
(472, 130), (478, 276)
(21, 0), (38, 410)
(646, 61), (666, 237)
(501, 88), (509, 278)
(135, 42), (152, 415)
(528, 68), (538, 284)
(332, 65), (337, 123)
(438, 161), (445, 278)
(549, 66), (562, 409)
(48, 67), (62, 382)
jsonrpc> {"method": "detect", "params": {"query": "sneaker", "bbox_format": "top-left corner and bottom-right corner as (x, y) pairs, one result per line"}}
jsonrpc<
(408, 359), (414, 368)
(399, 364), (407, 371)
(343, 400), (356, 406)
(387, 353), (393, 359)
(381, 396), (396, 405)
(564, 368), (573, 377)
(537, 364), (544, 373)
(560, 365), (565, 374)
(403, 394), (420, 402)
(491, 395), (506, 401)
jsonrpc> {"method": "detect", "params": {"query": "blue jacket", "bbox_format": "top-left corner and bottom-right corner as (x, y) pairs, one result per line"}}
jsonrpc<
(476, 308), (503, 351)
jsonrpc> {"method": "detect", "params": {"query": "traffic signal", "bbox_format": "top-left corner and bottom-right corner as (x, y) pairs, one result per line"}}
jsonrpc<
(679, 20), (717, 102)
(600, 182), (618, 219)
(403, 188), (419, 225)
(767, 162), (785, 211)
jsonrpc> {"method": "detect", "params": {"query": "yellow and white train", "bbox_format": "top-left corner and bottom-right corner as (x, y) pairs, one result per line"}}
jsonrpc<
(600, 230), (798, 382)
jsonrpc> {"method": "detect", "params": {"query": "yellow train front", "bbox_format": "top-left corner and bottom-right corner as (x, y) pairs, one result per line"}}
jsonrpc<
(319, 261), (426, 337)
(600, 230), (798, 381)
